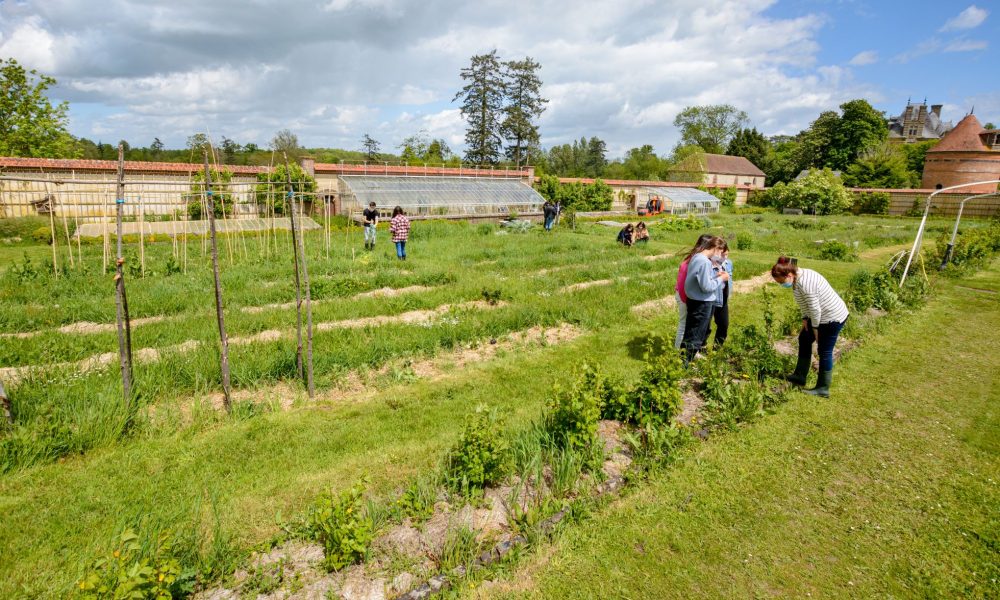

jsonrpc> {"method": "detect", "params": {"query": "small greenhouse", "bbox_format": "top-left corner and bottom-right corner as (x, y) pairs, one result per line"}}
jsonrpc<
(338, 175), (545, 216)
(644, 187), (720, 215)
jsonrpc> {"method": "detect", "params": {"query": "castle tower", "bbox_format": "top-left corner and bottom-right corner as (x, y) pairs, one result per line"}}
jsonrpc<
(922, 114), (1000, 192)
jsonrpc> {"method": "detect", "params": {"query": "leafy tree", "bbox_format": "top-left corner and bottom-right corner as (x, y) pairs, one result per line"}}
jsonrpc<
(186, 168), (235, 219)
(254, 163), (317, 216)
(186, 133), (211, 154)
(360, 133), (381, 162)
(828, 99), (887, 171)
(117, 139), (131, 154)
(669, 146), (709, 183)
(795, 110), (839, 170)
(150, 138), (165, 156)
(764, 138), (804, 185)
(900, 140), (937, 177)
(843, 141), (915, 188)
(726, 127), (769, 171)
(603, 144), (669, 181)
(398, 131), (430, 164)
(983, 122), (996, 130)
(426, 138), (452, 163)
(673, 104), (749, 154)
(501, 57), (547, 167)
(454, 50), (505, 165)
(243, 142), (260, 154)
(0, 58), (74, 157)
(270, 129), (300, 157)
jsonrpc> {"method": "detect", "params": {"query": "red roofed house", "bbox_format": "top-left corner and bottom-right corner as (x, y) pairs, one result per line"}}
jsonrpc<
(921, 113), (1000, 193)
(668, 153), (766, 188)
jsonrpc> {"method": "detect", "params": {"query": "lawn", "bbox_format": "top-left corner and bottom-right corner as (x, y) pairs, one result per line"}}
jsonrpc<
(0, 210), (994, 597)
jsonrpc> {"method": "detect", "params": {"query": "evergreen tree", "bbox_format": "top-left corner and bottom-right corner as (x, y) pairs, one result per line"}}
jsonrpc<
(501, 57), (547, 167)
(360, 134), (381, 162)
(726, 127), (769, 171)
(150, 138), (165, 156)
(454, 51), (506, 165)
(584, 137), (607, 177)
(843, 141), (915, 188)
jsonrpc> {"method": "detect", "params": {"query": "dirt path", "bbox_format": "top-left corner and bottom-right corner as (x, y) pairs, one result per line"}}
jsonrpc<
(3, 301), (505, 386)
(632, 270), (772, 315)
(241, 285), (435, 314)
(0, 315), (173, 340)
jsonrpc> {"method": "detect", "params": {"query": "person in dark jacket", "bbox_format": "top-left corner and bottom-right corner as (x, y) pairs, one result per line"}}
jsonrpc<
(616, 223), (635, 246)
(542, 200), (558, 231)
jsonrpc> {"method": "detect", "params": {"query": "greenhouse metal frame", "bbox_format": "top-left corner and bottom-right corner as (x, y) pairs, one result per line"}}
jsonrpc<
(338, 175), (545, 216)
(645, 187), (720, 215)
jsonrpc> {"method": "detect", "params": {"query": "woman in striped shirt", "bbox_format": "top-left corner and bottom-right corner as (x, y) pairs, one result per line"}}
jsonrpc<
(771, 256), (849, 398)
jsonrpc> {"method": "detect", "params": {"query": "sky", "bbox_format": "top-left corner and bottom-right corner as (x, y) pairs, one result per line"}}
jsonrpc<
(0, 0), (997, 159)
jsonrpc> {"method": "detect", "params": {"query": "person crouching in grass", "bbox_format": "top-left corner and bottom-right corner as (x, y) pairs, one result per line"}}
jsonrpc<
(389, 206), (410, 260)
(682, 236), (729, 363)
(770, 256), (849, 397)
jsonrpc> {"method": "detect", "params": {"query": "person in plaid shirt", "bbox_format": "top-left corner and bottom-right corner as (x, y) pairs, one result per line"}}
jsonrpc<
(389, 206), (411, 260)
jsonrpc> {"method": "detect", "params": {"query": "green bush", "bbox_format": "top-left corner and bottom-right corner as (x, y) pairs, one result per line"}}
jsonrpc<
(755, 169), (853, 215)
(0, 216), (50, 241)
(186, 168), (235, 220)
(723, 325), (788, 381)
(657, 214), (705, 232)
(702, 185), (736, 208)
(853, 191), (890, 215)
(445, 406), (510, 495)
(533, 175), (613, 211)
(734, 231), (753, 250)
(932, 220), (1000, 273)
(76, 530), (193, 599)
(816, 240), (858, 262)
(545, 366), (603, 454)
(845, 268), (899, 312)
(31, 226), (52, 244)
(254, 164), (318, 216)
(305, 482), (375, 571)
(629, 351), (685, 427)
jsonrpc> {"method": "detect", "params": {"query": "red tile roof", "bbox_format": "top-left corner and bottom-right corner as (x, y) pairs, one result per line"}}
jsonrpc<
(703, 154), (766, 176)
(0, 156), (263, 174)
(929, 114), (988, 152)
(553, 177), (752, 189)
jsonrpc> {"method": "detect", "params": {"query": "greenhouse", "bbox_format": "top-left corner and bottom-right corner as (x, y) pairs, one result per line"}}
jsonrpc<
(338, 175), (546, 216)
(644, 187), (720, 215)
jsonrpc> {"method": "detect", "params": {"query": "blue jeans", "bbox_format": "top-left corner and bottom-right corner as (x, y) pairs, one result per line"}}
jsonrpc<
(364, 224), (376, 244)
(395, 241), (406, 259)
(800, 319), (846, 371)
(544, 214), (554, 230)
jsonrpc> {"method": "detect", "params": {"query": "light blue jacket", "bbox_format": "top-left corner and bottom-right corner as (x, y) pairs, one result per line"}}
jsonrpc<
(684, 253), (724, 302)
(714, 258), (733, 307)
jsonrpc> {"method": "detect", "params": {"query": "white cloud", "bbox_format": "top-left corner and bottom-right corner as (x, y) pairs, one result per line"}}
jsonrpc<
(940, 5), (989, 32)
(0, 0), (882, 156)
(944, 38), (988, 52)
(848, 50), (878, 66)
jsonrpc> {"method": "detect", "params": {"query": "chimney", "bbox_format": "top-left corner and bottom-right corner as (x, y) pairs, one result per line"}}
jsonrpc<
(931, 104), (942, 117)
(298, 157), (315, 177)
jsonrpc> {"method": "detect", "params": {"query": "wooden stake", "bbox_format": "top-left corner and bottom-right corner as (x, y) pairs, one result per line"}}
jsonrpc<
(47, 182), (58, 275)
(55, 186), (75, 268)
(138, 193), (146, 277)
(204, 152), (233, 411)
(285, 155), (314, 397)
(113, 145), (134, 404)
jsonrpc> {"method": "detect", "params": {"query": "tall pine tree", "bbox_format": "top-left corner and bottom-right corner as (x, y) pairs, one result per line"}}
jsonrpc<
(454, 51), (506, 165)
(501, 57), (547, 167)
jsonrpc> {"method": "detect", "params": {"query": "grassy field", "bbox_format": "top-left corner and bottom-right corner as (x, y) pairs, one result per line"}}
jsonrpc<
(0, 210), (993, 597)
(475, 262), (1000, 599)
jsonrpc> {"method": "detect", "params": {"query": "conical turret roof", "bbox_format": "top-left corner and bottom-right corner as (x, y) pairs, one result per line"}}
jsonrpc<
(929, 113), (987, 152)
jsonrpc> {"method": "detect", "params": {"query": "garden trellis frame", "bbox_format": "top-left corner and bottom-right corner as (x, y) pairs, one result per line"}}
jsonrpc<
(938, 191), (1000, 269)
(899, 179), (1000, 287)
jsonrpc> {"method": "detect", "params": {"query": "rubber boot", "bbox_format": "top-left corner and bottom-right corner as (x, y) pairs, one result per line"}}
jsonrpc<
(804, 370), (831, 398)
(785, 345), (811, 386)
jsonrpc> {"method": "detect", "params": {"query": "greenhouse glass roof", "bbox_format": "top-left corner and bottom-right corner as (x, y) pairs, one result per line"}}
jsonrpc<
(340, 176), (545, 211)
(645, 187), (719, 206)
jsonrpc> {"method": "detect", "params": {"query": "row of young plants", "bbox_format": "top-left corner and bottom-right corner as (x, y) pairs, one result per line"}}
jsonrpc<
(68, 245), (966, 599)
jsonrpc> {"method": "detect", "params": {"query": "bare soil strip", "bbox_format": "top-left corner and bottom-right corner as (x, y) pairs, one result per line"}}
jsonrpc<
(558, 279), (616, 293)
(3, 302), (504, 386)
(0, 315), (172, 339)
(241, 285), (435, 314)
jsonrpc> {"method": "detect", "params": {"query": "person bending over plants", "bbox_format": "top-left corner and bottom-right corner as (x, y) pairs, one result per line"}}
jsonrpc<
(682, 236), (729, 363)
(771, 256), (850, 398)
(389, 206), (410, 260)
(617, 223), (634, 247)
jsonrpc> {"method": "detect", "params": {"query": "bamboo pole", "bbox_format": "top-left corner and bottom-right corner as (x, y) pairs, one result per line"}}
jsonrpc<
(102, 189), (110, 273)
(46, 182), (58, 275)
(285, 162), (305, 381)
(138, 193), (146, 277)
(113, 145), (134, 403)
(285, 156), (315, 398)
(55, 185), (75, 269)
(203, 152), (232, 411)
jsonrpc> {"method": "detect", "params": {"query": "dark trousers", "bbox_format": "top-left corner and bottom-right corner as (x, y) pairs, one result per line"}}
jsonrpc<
(682, 298), (715, 360)
(799, 319), (846, 371)
(711, 300), (729, 346)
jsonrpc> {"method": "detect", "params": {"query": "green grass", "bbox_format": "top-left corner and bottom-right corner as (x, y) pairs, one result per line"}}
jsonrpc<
(0, 211), (993, 597)
(474, 262), (1000, 599)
